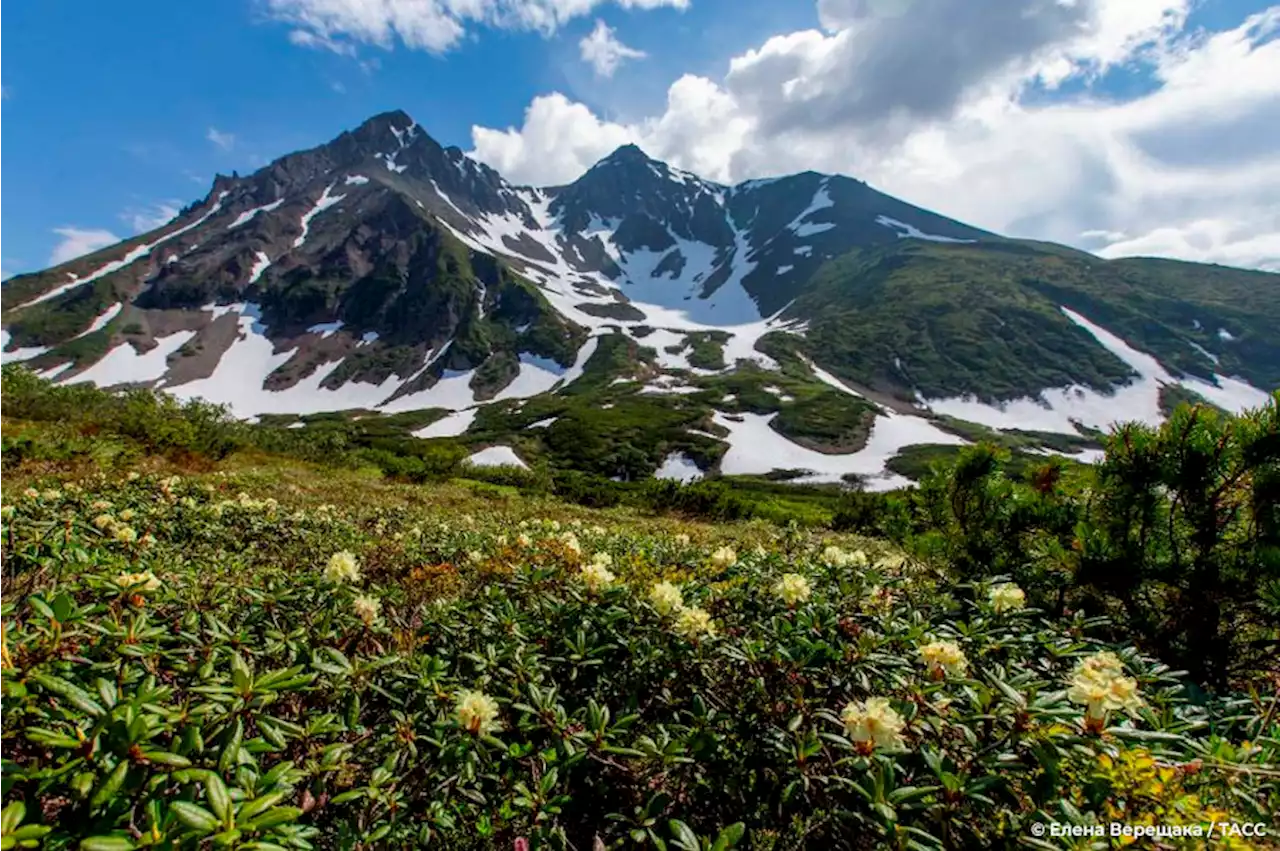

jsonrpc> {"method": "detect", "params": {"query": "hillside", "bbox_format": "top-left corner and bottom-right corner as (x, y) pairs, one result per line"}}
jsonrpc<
(2, 369), (1277, 849)
(2, 110), (1277, 489)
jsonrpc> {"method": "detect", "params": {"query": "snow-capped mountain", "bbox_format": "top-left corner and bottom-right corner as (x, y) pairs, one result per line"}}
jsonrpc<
(3, 110), (1276, 488)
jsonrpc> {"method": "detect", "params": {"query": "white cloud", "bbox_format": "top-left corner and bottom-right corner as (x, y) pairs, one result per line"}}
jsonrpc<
(49, 228), (120, 266)
(207, 127), (236, 150)
(579, 19), (646, 77)
(265, 0), (688, 55)
(468, 2), (1280, 271)
(121, 203), (181, 234)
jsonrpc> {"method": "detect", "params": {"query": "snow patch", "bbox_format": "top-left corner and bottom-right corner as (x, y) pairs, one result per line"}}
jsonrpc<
(465, 446), (528, 469)
(654, 452), (703, 483)
(494, 353), (568, 401)
(227, 199), (284, 230)
(63, 331), (196, 387)
(73, 303), (123, 339)
(875, 215), (976, 244)
(293, 184), (346, 248)
(413, 408), (478, 438)
(344, 174), (370, 186)
(248, 252), (271, 284)
(1218, 327), (1236, 341)
(307, 321), (345, 339)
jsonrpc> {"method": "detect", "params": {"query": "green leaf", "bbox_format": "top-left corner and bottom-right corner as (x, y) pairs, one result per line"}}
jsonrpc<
(241, 806), (302, 831)
(218, 718), (244, 774)
(79, 837), (136, 851)
(170, 801), (220, 833)
(141, 750), (192, 768)
(1, 802), (25, 835)
(205, 774), (232, 824)
(710, 823), (745, 851)
(31, 673), (105, 718)
(668, 819), (700, 851)
(89, 760), (130, 811)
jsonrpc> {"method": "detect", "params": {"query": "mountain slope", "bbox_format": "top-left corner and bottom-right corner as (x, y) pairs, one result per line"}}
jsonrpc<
(2, 109), (1276, 488)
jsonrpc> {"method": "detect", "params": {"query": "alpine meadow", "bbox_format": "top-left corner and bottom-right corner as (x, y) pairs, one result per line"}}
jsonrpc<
(3, 1), (1280, 849)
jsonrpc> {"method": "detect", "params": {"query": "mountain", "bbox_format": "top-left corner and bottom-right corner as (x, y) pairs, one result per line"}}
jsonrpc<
(3, 110), (1277, 489)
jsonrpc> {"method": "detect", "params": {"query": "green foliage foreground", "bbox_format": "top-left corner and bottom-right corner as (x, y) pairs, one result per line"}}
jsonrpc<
(2, 469), (1278, 849)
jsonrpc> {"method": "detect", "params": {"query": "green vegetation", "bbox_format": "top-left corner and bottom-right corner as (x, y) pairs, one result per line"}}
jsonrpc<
(786, 240), (1280, 403)
(3, 375), (1278, 849)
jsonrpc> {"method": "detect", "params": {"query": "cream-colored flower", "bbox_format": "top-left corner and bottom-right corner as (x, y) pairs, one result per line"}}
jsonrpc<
(324, 551), (362, 585)
(579, 560), (616, 594)
(467, 550), (484, 565)
(590, 552), (613, 569)
(455, 689), (502, 735)
(93, 514), (116, 531)
(648, 581), (684, 616)
(91, 500), (112, 511)
(352, 595), (382, 627)
(560, 532), (582, 555)
(517, 533), (532, 547)
(590, 525), (606, 536)
(773, 573), (812, 606)
(710, 546), (737, 569)
(1, 505), (14, 521)
(119, 509), (136, 522)
(876, 553), (906, 572)
(673, 606), (716, 640)
(41, 490), (62, 502)
(23, 488), (39, 500)
(841, 697), (906, 751)
(988, 583), (1026, 614)
(115, 571), (162, 593)
(127, 472), (141, 481)
(673, 533), (691, 547)
(819, 545), (849, 563)
(1067, 652), (1143, 728)
(920, 640), (969, 678)
(113, 525), (138, 544)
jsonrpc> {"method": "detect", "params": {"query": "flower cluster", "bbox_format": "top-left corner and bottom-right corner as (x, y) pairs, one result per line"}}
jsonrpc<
(840, 697), (906, 752)
(988, 583), (1026, 614)
(325, 551), (362, 584)
(773, 573), (812, 606)
(579, 553), (617, 593)
(1067, 651), (1144, 731)
(919, 640), (969, 679)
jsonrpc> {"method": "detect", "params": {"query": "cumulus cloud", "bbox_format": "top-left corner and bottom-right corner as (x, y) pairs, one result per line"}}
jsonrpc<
(49, 228), (120, 266)
(579, 19), (646, 77)
(265, 0), (688, 55)
(121, 203), (181, 234)
(207, 127), (236, 150)
(468, 1), (1280, 271)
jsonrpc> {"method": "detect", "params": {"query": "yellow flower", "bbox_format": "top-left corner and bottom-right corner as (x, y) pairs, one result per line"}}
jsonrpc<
(91, 500), (113, 511)
(352, 595), (382, 626)
(988, 583), (1026, 613)
(41, 490), (62, 502)
(517, 533), (532, 547)
(710, 546), (737, 569)
(919, 640), (969, 678)
(822, 545), (862, 568)
(590, 552), (613, 568)
(841, 697), (906, 751)
(93, 514), (116, 530)
(673, 606), (716, 640)
(113, 525), (138, 544)
(560, 531), (582, 555)
(579, 560), (616, 593)
(1067, 652), (1143, 728)
(773, 573), (812, 606)
(467, 550), (484, 565)
(1, 505), (14, 521)
(674, 533), (691, 547)
(127, 472), (141, 481)
(455, 689), (502, 735)
(115, 571), (162, 593)
(325, 551), (362, 584)
(648, 581), (684, 616)
(119, 509), (136, 522)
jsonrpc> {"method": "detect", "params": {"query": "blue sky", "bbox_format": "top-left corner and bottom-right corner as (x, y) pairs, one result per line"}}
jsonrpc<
(4, 0), (1278, 276)
(1, 0), (813, 276)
